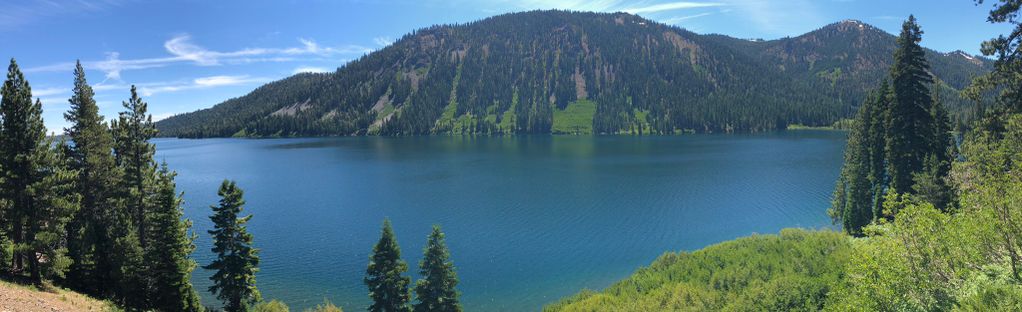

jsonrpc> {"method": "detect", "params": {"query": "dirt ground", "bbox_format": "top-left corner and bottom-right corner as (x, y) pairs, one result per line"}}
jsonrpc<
(0, 281), (111, 312)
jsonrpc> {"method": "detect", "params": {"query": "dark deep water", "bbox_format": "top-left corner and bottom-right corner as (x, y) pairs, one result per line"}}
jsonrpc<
(153, 131), (846, 311)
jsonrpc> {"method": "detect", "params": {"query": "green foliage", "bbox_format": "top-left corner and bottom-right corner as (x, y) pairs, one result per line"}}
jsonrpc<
(954, 114), (1022, 279)
(955, 264), (1022, 311)
(2, 59), (240, 312)
(306, 300), (343, 312)
(63, 61), (132, 297)
(0, 59), (80, 283)
(552, 100), (596, 134)
(156, 11), (989, 138)
(252, 300), (290, 312)
(886, 15), (940, 195)
(830, 17), (955, 235)
(111, 85), (158, 249)
(146, 164), (202, 312)
(1, 58), (44, 274)
(545, 229), (853, 311)
(968, 0), (1022, 115)
(413, 225), (461, 312)
(23, 138), (79, 281)
(826, 195), (983, 311)
(830, 82), (890, 235)
(365, 219), (411, 312)
(205, 180), (261, 312)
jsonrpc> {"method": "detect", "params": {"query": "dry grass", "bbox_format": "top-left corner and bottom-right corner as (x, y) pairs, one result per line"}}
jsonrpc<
(0, 280), (116, 312)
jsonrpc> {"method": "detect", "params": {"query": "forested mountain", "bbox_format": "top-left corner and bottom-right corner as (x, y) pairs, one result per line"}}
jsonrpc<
(155, 10), (992, 137)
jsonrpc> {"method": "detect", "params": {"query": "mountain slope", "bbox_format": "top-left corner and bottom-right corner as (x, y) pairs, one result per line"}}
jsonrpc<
(156, 11), (992, 138)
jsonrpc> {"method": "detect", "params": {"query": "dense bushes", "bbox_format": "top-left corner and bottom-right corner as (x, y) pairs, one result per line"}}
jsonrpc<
(545, 229), (852, 311)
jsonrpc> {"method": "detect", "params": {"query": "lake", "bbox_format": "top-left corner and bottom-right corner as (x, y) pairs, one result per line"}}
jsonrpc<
(153, 131), (846, 311)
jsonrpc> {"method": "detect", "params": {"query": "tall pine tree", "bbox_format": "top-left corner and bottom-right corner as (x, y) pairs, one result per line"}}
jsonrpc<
(830, 84), (891, 235)
(24, 136), (79, 283)
(205, 180), (261, 312)
(62, 61), (145, 304)
(111, 85), (158, 249)
(1, 59), (79, 283)
(0, 58), (38, 273)
(146, 164), (201, 311)
(886, 15), (937, 195)
(831, 16), (956, 234)
(912, 92), (956, 211)
(365, 219), (412, 312)
(413, 225), (461, 312)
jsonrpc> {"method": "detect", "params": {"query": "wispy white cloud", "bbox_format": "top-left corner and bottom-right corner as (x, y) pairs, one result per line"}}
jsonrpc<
(193, 75), (265, 87)
(32, 87), (67, 97)
(623, 2), (724, 14)
(34, 75), (272, 100)
(660, 12), (714, 24)
(37, 97), (68, 106)
(373, 36), (394, 46)
(292, 66), (332, 74)
(35, 73), (268, 135)
(26, 35), (370, 81)
(136, 75), (272, 96)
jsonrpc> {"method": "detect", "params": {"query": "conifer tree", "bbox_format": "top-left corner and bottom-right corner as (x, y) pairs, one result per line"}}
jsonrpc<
(205, 180), (261, 312)
(111, 85), (158, 248)
(146, 164), (201, 311)
(0, 58), (38, 273)
(365, 219), (411, 312)
(831, 16), (958, 235)
(24, 134), (79, 284)
(971, 0), (1022, 115)
(110, 200), (146, 309)
(1, 60), (80, 283)
(413, 225), (461, 312)
(886, 15), (937, 195)
(830, 84), (891, 235)
(63, 60), (137, 297)
(912, 92), (956, 211)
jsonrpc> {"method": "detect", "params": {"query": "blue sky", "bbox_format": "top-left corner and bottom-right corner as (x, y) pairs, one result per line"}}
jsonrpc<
(0, 0), (1010, 133)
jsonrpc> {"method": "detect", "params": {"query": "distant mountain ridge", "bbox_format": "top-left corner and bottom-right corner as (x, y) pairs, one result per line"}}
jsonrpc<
(155, 11), (992, 138)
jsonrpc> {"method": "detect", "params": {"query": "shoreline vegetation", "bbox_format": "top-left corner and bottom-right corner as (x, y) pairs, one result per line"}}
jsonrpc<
(785, 118), (856, 131)
(4, 2), (1022, 312)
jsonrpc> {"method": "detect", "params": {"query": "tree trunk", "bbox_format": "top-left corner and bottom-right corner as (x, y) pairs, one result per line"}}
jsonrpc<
(28, 246), (41, 285)
(27, 214), (41, 285)
(12, 213), (23, 272)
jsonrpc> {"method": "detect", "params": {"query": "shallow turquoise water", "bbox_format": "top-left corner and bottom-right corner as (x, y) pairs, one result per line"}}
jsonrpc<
(153, 131), (846, 311)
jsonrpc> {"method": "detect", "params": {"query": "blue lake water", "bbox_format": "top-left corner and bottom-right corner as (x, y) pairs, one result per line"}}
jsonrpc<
(152, 131), (846, 311)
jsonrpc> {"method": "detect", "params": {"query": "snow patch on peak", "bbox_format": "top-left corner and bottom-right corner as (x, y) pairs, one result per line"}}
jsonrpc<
(951, 50), (975, 60)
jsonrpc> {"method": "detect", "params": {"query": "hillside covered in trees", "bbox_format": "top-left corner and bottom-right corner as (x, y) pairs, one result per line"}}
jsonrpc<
(155, 10), (991, 138)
